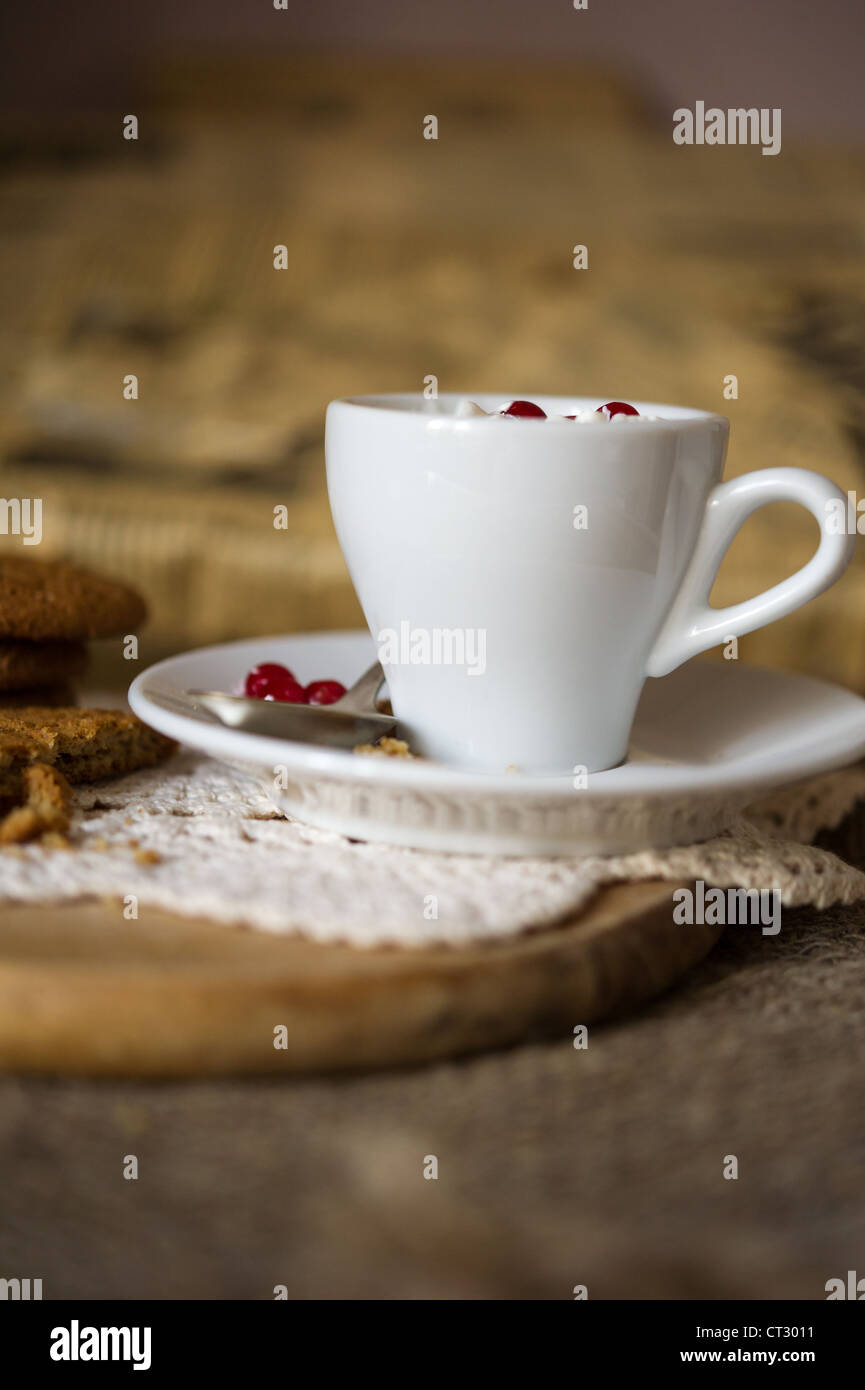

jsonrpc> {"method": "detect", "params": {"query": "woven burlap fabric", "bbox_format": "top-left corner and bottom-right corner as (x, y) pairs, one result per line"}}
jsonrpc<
(2, 882), (864, 1298)
(2, 55), (865, 687)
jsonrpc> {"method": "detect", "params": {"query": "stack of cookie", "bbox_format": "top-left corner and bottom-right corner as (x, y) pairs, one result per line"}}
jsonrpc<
(0, 557), (175, 843)
(0, 556), (147, 704)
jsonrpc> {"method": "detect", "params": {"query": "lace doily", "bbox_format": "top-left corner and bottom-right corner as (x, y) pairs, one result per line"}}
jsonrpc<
(1, 752), (864, 946)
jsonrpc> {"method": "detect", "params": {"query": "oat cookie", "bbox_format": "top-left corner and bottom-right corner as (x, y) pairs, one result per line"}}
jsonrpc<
(0, 638), (88, 691)
(0, 707), (175, 802)
(0, 684), (77, 710)
(0, 557), (147, 641)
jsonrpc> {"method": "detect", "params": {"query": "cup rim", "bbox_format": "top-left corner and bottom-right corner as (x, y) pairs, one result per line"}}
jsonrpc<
(327, 393), (729, 431)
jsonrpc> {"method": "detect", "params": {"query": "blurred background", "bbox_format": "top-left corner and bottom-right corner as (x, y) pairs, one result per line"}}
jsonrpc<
(2, 0), (865, 685)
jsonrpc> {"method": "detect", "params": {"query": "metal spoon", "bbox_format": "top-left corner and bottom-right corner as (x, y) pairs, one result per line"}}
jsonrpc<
(149, 661), (397, 750)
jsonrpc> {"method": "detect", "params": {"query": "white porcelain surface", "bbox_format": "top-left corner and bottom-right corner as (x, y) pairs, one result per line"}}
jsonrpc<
(129, 631), (865, 857)
(326, 394), (855, 773)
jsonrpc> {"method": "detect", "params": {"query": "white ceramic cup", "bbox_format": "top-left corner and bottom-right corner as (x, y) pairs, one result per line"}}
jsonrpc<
(326, 394), (855, 774)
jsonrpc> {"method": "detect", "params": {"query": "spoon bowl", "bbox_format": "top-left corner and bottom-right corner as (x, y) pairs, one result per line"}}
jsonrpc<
(184, 694), (395, 748)
(178, 661), (396, 750)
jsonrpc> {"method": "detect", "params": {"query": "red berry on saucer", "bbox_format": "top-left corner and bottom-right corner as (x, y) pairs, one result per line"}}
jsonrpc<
(264, 674), (308, 703)
(501, 400), (547, 418)
(245, 663), (307, 702)
(306, 679), (347, 706)
(596, 401), (639, 419)
(245, 662), (296, 698)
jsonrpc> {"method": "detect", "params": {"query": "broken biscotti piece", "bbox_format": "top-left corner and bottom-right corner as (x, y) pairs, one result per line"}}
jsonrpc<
(0, 762), (72, 844)
(0, 707), (175, 804)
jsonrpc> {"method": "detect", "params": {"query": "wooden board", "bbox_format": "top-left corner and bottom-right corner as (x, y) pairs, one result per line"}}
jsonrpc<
(0, 882), (718, 1077)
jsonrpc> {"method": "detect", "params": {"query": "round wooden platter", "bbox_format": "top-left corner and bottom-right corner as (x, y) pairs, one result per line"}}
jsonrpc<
(0, 882), (718, 1078)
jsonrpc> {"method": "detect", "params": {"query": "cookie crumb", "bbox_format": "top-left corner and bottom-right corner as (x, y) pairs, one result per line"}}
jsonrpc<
(134, 848), (162, 865)
(353, 736), (414, 759)
(0, 762), (72, 844)
(42, 831), (70, 850)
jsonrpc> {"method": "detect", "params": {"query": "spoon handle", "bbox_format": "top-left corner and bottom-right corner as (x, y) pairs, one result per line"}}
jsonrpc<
(140, 686), (224, 725)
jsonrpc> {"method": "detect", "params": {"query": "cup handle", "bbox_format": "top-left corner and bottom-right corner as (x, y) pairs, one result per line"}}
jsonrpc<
(646, 468), (856, 678)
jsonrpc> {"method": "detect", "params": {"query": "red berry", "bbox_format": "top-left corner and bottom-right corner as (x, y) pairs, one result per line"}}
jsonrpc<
(596, 401), (639, 419)
(245, 663), (306, 702)
(306, 679), (347, 706)
(500, 400), (547, 418)
(245, 662), (296, 698)
(263, 674), (308, 703)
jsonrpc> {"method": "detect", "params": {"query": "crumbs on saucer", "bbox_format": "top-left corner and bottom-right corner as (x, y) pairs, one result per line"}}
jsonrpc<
(353, 736), (414, 759)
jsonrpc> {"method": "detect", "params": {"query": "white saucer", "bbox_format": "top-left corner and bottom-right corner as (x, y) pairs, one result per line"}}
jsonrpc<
(129, 631), (865, 856)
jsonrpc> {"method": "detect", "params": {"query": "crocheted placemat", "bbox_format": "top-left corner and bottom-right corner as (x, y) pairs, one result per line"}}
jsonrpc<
(1, 752), (864, 946)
